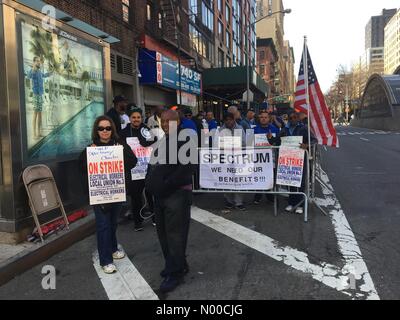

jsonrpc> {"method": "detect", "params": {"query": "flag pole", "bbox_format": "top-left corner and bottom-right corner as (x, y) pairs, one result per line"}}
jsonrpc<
(303, 36), (312, 159)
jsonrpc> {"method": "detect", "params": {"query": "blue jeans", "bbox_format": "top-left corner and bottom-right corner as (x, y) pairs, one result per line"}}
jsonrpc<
(93, 204), (122, 266)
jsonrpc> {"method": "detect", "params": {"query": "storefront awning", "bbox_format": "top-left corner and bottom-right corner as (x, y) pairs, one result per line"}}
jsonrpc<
(15, 0), (120, 43)
(203, 67), (269, 102)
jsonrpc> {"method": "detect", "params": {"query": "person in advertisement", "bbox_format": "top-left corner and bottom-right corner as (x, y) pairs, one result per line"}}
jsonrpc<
(79, 116), (137, 274)
(119, 107), (157, 231)
(25, 56), (52, 139)
(145, 110), (195, 293)
(267, 111), (317, 215)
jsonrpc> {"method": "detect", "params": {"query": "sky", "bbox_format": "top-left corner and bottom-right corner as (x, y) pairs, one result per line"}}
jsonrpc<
(282, 0), (399, 92)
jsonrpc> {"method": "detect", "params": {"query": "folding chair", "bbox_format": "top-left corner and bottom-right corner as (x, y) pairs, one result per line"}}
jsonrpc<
(22, 165), (69, 242)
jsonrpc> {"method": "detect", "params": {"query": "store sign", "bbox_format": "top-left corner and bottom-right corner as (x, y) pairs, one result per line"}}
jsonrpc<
(177, 91), (197, 108)
(139, 49), (201, 96)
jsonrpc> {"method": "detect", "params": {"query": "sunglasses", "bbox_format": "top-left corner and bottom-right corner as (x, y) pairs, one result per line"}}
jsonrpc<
(97, 126), (112, 132)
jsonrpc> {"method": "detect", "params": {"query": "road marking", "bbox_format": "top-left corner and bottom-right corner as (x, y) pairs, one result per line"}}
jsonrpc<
(360, 137), (369, 142)
(316, 167), (380, 300)
(93, 248), (158, 300)
(192, 165), (380, 300)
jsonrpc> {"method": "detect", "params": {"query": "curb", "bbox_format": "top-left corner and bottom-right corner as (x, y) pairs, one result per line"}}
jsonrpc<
(0, 210), (96, 287)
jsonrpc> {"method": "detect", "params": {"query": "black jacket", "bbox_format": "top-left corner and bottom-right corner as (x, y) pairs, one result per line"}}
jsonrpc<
(106, 108), (122, 134)
(79, 138), (138, 200)
(145, 131), (195, 198)
(119, 123), (156, 147)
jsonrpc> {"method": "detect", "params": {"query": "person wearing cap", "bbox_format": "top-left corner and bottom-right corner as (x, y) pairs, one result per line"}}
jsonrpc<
(179, 107), (198, 132)
(120, 107), (157, 231)
(243, 108), (256, 129)
(107, 95), (128, 134)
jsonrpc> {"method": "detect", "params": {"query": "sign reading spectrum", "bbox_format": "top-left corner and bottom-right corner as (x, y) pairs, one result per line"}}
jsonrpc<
(200, 149), (274, 190)
(126, 137), (153, 181)
(86, 146), (126, 205)
(276, 147), (305, 188)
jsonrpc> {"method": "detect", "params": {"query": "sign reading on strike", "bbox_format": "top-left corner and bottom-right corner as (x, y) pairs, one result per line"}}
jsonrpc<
(200, 148), (274, 190)
(126, 137), (153, 181)
(276, 147), (305, 188)
(86, 145), (126, 205)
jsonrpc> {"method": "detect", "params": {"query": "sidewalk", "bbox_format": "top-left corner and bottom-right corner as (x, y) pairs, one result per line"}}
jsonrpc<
(0, 210), (96, 287)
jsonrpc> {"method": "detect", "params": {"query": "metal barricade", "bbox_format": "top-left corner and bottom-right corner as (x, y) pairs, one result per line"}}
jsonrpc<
(22, 165), (69, 242)
(193, 146), (311, 222)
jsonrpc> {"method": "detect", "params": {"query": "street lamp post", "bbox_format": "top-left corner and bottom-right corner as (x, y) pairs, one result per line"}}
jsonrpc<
(246, 9), (291, 110)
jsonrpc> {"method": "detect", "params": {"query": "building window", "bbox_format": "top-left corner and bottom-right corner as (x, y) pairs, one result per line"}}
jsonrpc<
(260, 64), (265, 76)
(218, 0), (223, 13)
(122, 0), (130, 23)
(158, 12), (162, 29)
(226, 30), (231, 50)
(189, 0), (198, 22)
(202, 1), (214, 32)
(225, 4), (230, 25)
(259, 50), (265, 60)
(218, 49), (224, 67)
(218, 20), (224, 42)
(147, 4), (152, 21)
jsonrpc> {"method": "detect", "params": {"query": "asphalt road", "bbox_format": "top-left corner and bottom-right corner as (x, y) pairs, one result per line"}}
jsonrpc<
(1, 125), (399, 300)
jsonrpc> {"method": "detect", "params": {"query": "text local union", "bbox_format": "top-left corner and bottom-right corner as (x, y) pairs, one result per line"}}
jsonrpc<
(202, 152), (270, 165)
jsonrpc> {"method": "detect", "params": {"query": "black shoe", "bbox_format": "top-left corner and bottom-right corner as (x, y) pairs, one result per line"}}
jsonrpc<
(236, 205), (246, 211)
(160, 263), (189, 278)
(159, 275), (183, 293)
(253, 200), (260, 205)
(225, 201), (234, 209)
(134, 224), (144, 232)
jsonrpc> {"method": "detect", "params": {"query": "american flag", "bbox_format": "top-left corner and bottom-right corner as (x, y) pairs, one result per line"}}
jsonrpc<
(294, 46), (339, 148)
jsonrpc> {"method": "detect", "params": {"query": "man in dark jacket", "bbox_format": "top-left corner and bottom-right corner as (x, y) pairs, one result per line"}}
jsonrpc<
(268, 111), (317, 215)
(106, 95), (128, 134)
(120, 107), (157, 231)
(145, 109), (195, 293)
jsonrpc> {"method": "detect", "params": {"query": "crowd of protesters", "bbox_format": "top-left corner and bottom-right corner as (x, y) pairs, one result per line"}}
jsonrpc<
(82, 95), (316, 294)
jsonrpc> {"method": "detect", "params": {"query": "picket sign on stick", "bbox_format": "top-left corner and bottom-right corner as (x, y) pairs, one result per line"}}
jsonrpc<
(276, 147), (305, 188)
(86, 145), (126, 205)
(126, 137), (153, 181)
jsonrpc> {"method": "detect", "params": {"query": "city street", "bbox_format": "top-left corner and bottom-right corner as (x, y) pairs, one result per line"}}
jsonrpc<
(1, 125), (400, 300)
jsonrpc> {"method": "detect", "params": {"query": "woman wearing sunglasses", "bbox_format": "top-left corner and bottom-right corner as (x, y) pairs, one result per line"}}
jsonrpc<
(80, 115), (137, 274)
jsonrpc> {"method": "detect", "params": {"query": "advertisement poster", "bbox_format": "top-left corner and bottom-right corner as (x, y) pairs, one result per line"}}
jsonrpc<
(86, 146), (126, 205)
(126, 137), (153, 181)
(20, 16), (105, 163)
(276, 147), (305, 188)
(200, 149), (274, 190)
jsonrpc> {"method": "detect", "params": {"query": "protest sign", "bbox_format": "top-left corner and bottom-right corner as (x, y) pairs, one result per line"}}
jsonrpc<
(281, 136), (303, 147)
(254, 134), (273, 147)
(276, 147), (305, 188)
(86, 145), (126, 205)
(126, 137), (153, 181)
(200, 148), (274, 190)
(218, 136), (242, 149)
